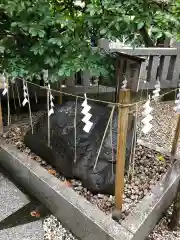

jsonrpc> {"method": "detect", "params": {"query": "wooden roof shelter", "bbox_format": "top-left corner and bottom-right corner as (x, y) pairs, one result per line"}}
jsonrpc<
(112, 52), (145, 101)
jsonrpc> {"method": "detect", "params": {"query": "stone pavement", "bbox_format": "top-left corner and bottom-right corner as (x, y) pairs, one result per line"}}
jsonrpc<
(0, 167), (44, 239)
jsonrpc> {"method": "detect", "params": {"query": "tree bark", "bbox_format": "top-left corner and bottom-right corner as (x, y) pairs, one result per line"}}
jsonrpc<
(139, 27), (154, 47)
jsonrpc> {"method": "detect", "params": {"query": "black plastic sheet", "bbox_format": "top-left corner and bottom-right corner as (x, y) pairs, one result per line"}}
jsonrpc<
(24, 101), (134, 194)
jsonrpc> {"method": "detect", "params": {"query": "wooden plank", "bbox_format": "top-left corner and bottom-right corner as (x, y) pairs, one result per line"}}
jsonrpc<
(167, 56), (177, 81)
(110, 48), (178, 56)
(47, 88), (50, 147)
(58, 85), (63, 104)
(65, 76), (75, 86)
(81, 71), (91, 86)
(138, 58), (149, 88)
(131, 65), (141, 92)
(159, 56), (171, 82)
(149, 56), (160, 84)
(114, 89), (130, 214)
(125, 61), (132, 84)
(172, 49), (180, 85)
(115, 58), (124, 102)
(147, 56), (153, 82)
(128, 61), (142, 92)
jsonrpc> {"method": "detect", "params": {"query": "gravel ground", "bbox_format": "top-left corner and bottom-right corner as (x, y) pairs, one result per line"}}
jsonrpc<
(2, 125), (172, 221)
(137, 101), (179, 154)
(1, 101), (180, 239)
(1, 110), (172, 216)
(43, 215), (77, 240)
(136, 100), (180, 239)
(69, 144), (171, 221)
(148, 205), (180, 240)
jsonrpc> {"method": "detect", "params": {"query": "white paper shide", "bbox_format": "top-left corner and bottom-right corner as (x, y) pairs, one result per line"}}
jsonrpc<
(22, 81), (29, 106)
(121, 77), (128, 89)
(174, 85), (180, 113)
(48, 84), (54, 116)
(152, 79), (160, 101)
(81, 94), (93, 133)
(1, 74), (8, 96)
(141, 96), (153, 134)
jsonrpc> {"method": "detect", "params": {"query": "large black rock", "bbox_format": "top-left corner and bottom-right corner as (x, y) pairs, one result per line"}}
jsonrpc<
(24, 101), (135, 195)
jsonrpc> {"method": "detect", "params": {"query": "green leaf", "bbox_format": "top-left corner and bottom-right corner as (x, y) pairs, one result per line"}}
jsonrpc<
(0, 46), (5, 53)
(45, 57), (58, 67)
(137, 22), (144, 30)
(58, 69), (65, 76)
(38, 30), (45, 38)
(48, 38), (62, 46)
(156, 154), (165, 162)
(115, 23), (120, 31)
(156, 32), (163, 39)
(29, 28), (38, 37)
(0, 0), (179, 83)
(100, 29), (107, 35)
(64, 69), (71, 77)
(11, 71), (18, 78)
(11, 22), (18, 27)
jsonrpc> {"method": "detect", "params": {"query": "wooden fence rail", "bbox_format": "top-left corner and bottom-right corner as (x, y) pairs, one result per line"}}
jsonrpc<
(109, 47), (180, 90)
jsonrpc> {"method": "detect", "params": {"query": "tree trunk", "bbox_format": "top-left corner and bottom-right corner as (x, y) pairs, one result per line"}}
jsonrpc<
(169, 181), (180, 230)
(139, 27), (154, 47)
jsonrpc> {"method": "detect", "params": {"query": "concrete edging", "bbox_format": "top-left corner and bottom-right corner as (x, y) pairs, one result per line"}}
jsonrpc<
(0, 140), (180, 240)
(0, 140), (132, 240)
(122, 139), (180, 240)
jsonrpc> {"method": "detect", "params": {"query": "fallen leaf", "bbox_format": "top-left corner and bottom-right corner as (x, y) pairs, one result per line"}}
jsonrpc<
(30, 211), (41, 217)
(156, 154), (165, 162)
(48, 169), (57, 176)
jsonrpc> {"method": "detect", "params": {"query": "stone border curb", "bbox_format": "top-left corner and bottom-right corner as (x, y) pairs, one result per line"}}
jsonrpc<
(122, 139), (180, 240)
(0, 140), (179, 240)
(0, 140), (132, 240)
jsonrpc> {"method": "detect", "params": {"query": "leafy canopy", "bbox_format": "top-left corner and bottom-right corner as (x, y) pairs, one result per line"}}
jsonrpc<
(0, 0), (179, 81)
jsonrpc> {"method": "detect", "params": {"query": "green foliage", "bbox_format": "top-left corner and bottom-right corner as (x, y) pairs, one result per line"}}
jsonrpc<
(0, 0), (179, 82)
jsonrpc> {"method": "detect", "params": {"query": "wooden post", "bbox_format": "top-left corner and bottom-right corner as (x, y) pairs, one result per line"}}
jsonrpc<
(112, 89), (130, 220)
(47, 87), (50, 147)
(171, 115), (180, 157)
(0, 97), (3, 135)
(58, 87), (62, 104)
(57, 81), (63, 105)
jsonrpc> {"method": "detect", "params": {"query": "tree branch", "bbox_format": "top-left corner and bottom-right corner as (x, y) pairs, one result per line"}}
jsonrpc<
(139, 26), (154, 47)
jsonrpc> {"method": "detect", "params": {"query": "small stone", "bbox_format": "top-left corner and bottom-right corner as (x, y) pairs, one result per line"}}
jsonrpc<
(130, 195), (136, 200)
(144, 189), (148, 195)
(124, 198), (132, 204)
(109, 195), (114, 201)
(74, 186), (83, 191)
(97, 194), (104, 199)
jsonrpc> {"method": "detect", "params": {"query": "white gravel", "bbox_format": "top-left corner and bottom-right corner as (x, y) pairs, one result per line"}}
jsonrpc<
(43, 215), (78, 240)
(148, 206), (180, 240)
(137, 101), (179, 153)
(135, 100), (180, 240)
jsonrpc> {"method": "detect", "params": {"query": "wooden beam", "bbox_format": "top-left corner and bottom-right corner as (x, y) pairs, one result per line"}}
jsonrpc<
(58, 85), (63, 104)
(110, 48), (178, 56)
